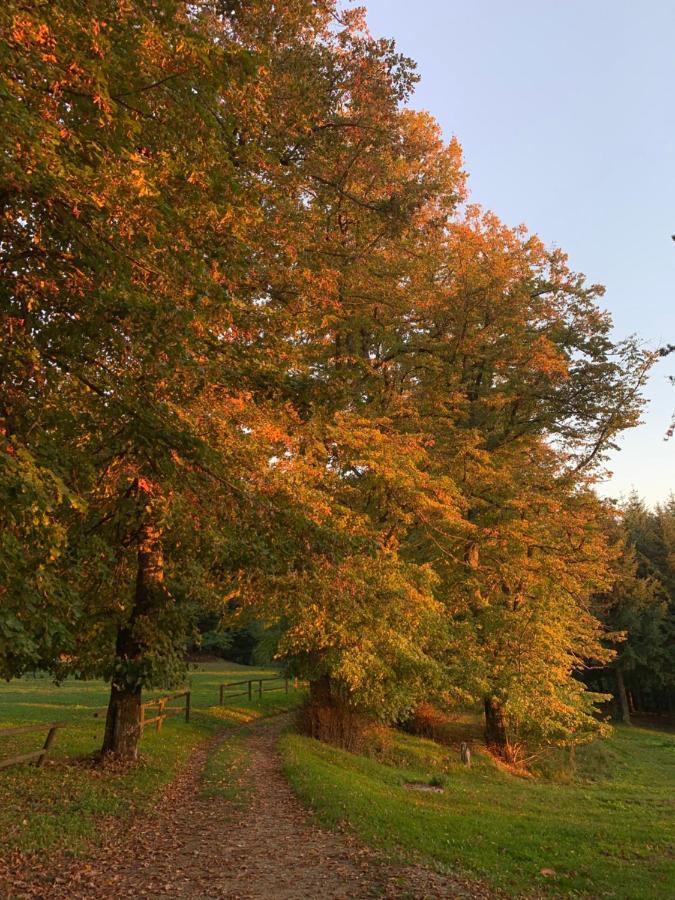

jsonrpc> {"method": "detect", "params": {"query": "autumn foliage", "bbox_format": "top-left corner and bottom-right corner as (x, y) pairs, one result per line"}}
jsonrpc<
(0, 1), (655, 760)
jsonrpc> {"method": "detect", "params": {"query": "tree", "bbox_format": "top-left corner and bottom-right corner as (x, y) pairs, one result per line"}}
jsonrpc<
(386, 209), (654, 759)
(258, 25), (469, 725)
(1, 0), (342, 757)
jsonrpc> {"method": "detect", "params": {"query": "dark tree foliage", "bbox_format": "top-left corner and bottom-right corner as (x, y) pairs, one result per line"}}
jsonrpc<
(590, 494), (675, 720)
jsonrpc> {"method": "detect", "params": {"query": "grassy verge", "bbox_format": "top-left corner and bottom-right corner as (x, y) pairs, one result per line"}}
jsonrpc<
(0, 662), (304, 856)
(280, 723), (675, 898)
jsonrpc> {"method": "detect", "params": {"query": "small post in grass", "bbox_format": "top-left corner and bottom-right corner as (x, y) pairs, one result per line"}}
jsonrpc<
(185, 690), (191, 723)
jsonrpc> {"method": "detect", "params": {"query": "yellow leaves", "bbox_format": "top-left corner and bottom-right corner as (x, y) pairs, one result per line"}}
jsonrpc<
(129, 168), (157, 198)
(187, 170), (208, 188)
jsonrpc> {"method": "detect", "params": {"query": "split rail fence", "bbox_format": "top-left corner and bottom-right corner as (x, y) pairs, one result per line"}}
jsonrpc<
(140, 690), (191, 733)
(0, 722), (65, 770)
(1, 675), (303, 768)
(218, 675), (302, 705)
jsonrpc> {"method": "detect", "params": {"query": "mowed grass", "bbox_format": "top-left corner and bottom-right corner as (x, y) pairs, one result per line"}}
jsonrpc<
(0, 661), (304, 856)
(281, 723), (675, 898)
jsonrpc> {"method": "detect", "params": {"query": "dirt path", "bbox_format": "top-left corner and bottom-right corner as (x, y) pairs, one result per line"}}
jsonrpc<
(1, 716), (497, 899)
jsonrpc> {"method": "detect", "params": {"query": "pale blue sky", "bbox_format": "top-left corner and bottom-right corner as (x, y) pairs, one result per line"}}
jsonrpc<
(362, 0), (674, 505)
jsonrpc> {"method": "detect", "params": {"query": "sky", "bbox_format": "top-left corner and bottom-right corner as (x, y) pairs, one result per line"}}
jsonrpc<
(361, 0), (675, 506)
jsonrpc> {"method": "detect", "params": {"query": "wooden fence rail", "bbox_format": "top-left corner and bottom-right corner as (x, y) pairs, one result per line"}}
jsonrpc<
(0, 722), (65, 770)
(218, 676), (301, 705)
(140, 690), (191, 734)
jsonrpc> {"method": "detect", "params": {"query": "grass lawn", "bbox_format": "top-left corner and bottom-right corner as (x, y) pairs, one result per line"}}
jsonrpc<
(280, 722), (675, 898)
(0, 661), (304, 856)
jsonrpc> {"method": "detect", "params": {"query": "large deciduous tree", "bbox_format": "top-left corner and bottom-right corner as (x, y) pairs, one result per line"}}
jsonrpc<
(1, 0), (338, 757)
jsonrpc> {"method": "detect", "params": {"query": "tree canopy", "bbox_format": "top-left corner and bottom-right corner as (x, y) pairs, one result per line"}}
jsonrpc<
(0, 0), (658, 760)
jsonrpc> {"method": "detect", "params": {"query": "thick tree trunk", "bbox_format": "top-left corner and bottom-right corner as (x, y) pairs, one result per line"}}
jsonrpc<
(101, 509), (164, 760)
(102, 681), (142, 760)
(614, 665), (631, 725)
(309, 673), (332, 706)
(301, 674), (364, 750)
(484, 696), (512, 761)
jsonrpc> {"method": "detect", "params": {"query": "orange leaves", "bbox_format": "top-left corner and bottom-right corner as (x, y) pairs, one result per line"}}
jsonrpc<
(187, 170), (208, 188)
(129, 167), (157, 198)
(10, 16), (51, 49)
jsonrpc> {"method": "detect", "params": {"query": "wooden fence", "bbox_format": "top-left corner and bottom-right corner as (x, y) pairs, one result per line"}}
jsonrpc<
(0, 722), (65, 770)
(218, 676), (301, 705)
(140, 690), (191, 733)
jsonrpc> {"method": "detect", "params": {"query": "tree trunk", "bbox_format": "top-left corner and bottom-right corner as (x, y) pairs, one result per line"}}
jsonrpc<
(632, 685), (643, 714)
(102, 681), (142, 760)
(484, 696), (511, 761)
(614, 665), (631, 725)
(101, 507), (164, 760)
(309, 673), (332, 706)
(301, 674), (363, 750)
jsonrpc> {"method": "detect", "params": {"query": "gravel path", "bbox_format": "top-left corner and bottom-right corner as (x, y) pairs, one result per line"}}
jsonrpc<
(0, 716), (498, 899)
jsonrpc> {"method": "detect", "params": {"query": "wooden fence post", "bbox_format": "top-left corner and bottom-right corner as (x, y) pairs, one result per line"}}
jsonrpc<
(0, 723), (65, 770)
(156, 697), (165, 732)
(36, 725), (58, 768)
(248, 680), (252, 701)
(258, 679), (262, 698)
(219, 684), (224, 706)
(185, 691), (191, 723)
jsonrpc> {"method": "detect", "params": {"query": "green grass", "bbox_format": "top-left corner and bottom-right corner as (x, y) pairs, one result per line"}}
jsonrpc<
(0, 661), (304, 856)
(280, 723), (675, 898)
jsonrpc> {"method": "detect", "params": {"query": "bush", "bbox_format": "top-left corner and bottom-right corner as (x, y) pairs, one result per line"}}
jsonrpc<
(401, 702), (455, 743)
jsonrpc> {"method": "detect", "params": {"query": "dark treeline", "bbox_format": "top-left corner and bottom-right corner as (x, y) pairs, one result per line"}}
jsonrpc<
(590, 495), (675, 721)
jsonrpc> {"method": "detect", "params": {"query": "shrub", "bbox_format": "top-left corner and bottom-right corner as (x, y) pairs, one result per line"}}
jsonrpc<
(401, 702), (455, 743)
